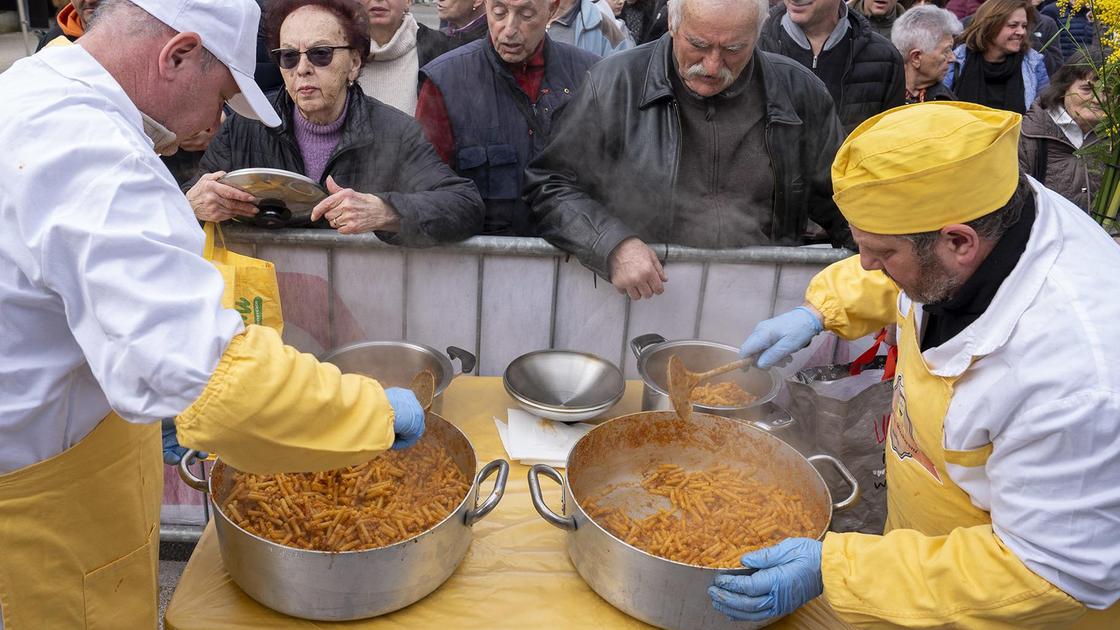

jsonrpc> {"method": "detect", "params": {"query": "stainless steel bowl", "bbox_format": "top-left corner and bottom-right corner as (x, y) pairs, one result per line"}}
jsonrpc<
(321, 341), (476, 414)
(629, 334), (799, 445)
(503, 350), (625, 422)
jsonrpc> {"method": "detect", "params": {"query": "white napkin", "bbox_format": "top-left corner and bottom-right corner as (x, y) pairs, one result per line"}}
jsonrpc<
(493, 408), (595, 468)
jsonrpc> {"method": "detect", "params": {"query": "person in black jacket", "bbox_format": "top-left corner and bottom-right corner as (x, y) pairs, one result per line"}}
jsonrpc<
(415, 0), (600, 236)
(524, 0), (851, 301)
(254, 0), (285, 93)
(758, 0), (905, 133)
(186, 0), (484, 246)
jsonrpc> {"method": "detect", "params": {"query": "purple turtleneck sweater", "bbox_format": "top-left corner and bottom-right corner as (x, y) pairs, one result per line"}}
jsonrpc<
(293, 101), (348, 183)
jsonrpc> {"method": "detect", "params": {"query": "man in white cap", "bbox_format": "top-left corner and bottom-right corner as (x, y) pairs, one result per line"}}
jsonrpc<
(0, 1), (424, 626)
(710, 102), (1120, 627)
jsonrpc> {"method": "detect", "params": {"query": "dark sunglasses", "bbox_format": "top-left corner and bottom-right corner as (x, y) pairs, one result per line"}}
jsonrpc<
(270, 45), (351, 70)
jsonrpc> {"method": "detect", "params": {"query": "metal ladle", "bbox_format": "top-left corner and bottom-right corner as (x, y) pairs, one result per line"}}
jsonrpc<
(666, 355), (754, 421)
(408, 368), (437, 412)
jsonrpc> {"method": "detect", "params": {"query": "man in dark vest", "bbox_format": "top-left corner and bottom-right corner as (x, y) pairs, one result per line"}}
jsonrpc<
(416, 0), (600, 235)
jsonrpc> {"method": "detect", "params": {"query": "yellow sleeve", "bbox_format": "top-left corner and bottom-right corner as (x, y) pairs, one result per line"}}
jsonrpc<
(805, 255), (900, 340)
(174, 325), (395, 474)
(822, 527), (1086, 629)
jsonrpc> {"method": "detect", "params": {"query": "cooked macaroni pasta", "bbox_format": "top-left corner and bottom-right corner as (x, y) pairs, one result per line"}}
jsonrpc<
(584, 464), (817, 568)
(220, 440), (471, 552)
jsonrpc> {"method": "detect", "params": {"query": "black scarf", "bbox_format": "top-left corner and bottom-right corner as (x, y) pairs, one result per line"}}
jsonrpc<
(620, 3), (648, 42)
(955, 49), (1027, 114)
(920, 193), (1037, 350)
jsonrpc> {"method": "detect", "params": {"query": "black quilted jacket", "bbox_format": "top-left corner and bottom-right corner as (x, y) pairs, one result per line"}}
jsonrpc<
(758, 5), (905, 134)
(190, 86), (484, 246)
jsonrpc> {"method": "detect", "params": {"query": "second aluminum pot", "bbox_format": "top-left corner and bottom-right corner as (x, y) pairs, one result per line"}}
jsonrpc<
(321, 341), (476, 414)
(179, 413), (508, 621)
(529, 411), (858, 630)
(630, 334), (794, 435)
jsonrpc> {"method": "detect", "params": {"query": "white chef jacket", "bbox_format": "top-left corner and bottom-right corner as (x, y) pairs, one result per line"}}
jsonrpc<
(0, 45), (243, 475)
(902, 179), (1120, 608)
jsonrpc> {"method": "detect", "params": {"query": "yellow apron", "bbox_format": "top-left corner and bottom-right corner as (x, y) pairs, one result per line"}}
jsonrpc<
(0, 413), (162, 629)
(820, 298), (1117, 628)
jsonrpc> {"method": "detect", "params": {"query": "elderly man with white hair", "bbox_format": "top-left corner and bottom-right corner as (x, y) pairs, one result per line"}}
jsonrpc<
(891, 5), (962, 103)
(525, 0), (851, 300)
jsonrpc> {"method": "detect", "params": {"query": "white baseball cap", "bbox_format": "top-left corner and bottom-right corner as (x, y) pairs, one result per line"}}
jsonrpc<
(130, 0), (281, 128)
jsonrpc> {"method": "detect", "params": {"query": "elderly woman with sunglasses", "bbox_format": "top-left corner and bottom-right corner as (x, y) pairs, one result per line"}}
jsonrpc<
(186, 0), (483, 244)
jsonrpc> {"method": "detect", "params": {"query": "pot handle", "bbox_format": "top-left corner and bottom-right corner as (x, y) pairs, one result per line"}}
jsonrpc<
(465, 459), (509, 526)
(527, 464), (576, 531)
(446, 346), (477, 376)
(749, 405), (796, 434)
(178, 450), (208, 493)
(808, 454), (861, 511)
(629, 333), (666, 361)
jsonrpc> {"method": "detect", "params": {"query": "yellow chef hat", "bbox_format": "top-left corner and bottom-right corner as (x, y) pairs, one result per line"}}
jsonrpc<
(832, 102), (1022, 235)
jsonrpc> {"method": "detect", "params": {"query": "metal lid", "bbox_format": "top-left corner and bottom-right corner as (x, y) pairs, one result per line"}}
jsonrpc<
(219, 168), (326, 228)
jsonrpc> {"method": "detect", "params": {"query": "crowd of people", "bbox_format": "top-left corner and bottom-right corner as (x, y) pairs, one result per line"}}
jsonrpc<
(36, 0), (1108, 300)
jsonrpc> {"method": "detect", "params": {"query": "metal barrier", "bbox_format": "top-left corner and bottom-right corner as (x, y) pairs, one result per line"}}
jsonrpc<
(219, 226), (853, 377)
(161, 228), (858, 542)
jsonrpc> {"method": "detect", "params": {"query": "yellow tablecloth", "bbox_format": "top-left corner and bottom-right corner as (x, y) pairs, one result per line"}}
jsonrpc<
(164, 377), (848, 629)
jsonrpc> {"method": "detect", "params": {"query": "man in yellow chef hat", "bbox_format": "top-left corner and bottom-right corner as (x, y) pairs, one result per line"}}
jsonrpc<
(710, 102), (1120, 628)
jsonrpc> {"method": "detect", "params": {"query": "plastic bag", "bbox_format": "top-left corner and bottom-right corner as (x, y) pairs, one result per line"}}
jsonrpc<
(203, 222), (283, 334)
(787, 331), (895, 534)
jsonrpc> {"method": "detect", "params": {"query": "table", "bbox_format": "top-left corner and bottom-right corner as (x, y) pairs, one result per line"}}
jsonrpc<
(164, 377), (849, 629)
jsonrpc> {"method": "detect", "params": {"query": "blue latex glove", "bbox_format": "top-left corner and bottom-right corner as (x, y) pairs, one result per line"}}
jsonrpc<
(738, 306), (823, 369)
(708, 538), (823, 622)
(385, 387), (425, 450)
(161, 418), (206, 466)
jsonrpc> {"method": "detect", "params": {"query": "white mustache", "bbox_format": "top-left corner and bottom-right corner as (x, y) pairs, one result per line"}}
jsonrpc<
(685, 63), (734, 88)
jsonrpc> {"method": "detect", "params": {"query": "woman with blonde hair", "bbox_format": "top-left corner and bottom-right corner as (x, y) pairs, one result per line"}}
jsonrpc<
(944, 0), (1049, 113)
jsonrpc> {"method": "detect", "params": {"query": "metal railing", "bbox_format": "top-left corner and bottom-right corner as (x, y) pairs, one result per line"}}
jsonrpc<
(222, 226), (854, 266)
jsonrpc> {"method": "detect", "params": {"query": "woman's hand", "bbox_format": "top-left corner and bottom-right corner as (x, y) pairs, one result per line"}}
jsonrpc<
(310, 175), (401, 234)
(186, 171), (259, 222)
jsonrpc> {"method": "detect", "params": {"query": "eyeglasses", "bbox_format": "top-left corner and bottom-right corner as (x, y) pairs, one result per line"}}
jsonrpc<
(270, 45), (351, 70)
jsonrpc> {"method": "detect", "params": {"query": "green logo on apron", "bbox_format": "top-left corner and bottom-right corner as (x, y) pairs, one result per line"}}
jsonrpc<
(235, 296), (265, 326)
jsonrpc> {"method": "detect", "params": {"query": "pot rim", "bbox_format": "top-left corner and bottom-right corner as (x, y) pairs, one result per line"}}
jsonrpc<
(321, 340), (456, 395)
(635, 339), (782, 410)
(564, 411), (831, 571)
(207, 415), (479, 556)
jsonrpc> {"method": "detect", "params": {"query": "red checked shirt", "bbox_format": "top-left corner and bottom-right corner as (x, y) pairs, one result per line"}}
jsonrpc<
(415, 40), (547, 164)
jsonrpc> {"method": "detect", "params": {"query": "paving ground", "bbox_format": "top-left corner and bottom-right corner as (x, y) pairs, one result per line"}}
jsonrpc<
(159, 542), (197, 628)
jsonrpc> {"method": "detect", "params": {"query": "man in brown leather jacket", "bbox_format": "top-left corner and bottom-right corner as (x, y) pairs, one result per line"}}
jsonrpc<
(524, 0), (851, 300)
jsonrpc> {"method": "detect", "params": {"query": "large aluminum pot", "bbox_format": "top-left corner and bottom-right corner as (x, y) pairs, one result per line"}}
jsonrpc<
(630, 334), (796, 434)
(528, 411), (858, 630)
(179, 413), (508, 621)
(321, 341), (476, 414)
